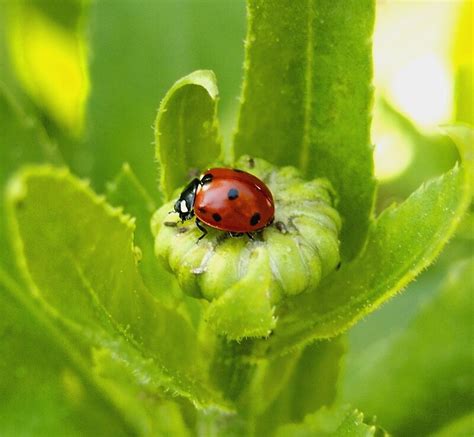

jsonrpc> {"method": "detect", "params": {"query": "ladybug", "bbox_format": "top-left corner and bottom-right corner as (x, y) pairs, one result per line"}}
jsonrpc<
(173, 168), (275, 240)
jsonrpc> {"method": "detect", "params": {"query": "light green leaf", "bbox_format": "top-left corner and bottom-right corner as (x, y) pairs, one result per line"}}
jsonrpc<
(234, 0), (376, 260)
(155, 70), (222, 200)
(275, 406), (378, 437)
(6, 166), (228, 410)
(264, 126), (473, 356)
(0, 272), (134, 436)
(344, 258), (474, 436)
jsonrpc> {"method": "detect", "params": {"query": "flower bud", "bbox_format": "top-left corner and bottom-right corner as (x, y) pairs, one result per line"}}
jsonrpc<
(151, 156), (342, 339)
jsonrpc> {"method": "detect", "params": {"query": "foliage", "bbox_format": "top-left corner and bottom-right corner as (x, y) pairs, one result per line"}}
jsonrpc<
(0, 0), (472, 436)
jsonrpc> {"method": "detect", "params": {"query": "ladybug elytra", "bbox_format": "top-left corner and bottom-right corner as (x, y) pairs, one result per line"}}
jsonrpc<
(173, 168), (275, 240)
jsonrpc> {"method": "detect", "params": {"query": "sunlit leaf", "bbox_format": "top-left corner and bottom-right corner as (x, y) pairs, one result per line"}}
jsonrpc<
(5, 0), (89, 136)
(234, 0), (376, 260)
(453, 1), (473, 124)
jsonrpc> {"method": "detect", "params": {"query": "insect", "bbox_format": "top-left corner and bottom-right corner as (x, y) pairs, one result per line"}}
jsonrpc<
(173, 168), (275, 241)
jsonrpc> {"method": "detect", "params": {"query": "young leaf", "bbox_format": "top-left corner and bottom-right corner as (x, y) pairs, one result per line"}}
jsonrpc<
(343, 259), (474, 436)
(264, 126), (473, 356)
(6, 166), (228, 410)
(234, 0), (376, 260)
(155, 70), (222, 200)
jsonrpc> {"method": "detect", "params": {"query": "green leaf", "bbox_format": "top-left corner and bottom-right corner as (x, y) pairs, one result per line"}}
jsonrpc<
(4, 0), (90, 136)
(0, 85), (61, 276)
(6, 166), (228, 410)
(263, 126), (473, 356)
(0, 271), (134, 436)
(275, 405), (378, 437)
(453, 2), (473, 124)
(254, 338), (345, 436)
(106, 163), (183, 307)
(83, 0), (245, 194)
(343, 258), (474, 436)
(155, 70), (222, 200)
(234, 0), (376, 260)
(431, 412), (474, 437)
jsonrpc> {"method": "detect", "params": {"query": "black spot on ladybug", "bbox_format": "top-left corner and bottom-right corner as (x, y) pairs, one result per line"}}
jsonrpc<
(213, 213), (222, 222)
(227, 188), (239, 200)
(232, 168), (244, 173)
(201, 173), (213, 184)
(250, 212), (261, 226)
(198, 207), (207, 214)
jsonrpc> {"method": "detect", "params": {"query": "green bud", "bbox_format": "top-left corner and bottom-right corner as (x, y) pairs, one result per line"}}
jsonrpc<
(151, 156), (342, 339)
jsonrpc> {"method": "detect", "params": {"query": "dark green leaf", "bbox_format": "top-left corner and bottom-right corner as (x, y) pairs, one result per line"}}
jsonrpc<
(234, 0), (376, 260)
(343, 259), (474, 436)
(6, 166), (228, 410)
(264, 126), (473, 355)
(155, 70), (222, 200)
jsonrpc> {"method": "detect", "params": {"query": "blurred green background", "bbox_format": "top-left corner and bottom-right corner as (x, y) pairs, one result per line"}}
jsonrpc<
(0, 0), (472, 426)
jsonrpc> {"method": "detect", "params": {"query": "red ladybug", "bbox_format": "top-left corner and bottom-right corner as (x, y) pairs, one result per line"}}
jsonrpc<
(173, 168), (275, 240)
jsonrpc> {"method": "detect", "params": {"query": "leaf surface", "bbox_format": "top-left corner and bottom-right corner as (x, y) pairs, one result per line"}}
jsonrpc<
(264, 126), (473, 355)
(0, 86), (60, 276)
(234, 0), (376, 259)
(7, 166), (228, 410)
(106, 163), (182, 307)
(155, 70), (222, 200)
(254, 338), (345, 436)
(0, 272), (134, 436)
(344, 258), (474, 436)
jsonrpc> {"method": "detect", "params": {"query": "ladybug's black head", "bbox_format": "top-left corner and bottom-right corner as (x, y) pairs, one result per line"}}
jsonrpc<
(174, 178), (199, 222)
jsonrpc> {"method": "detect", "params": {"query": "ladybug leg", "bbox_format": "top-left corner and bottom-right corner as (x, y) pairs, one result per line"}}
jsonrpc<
(246, 232), (255, 241)
(195, 218), (208, 242)
(229, 232), (244, 238)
